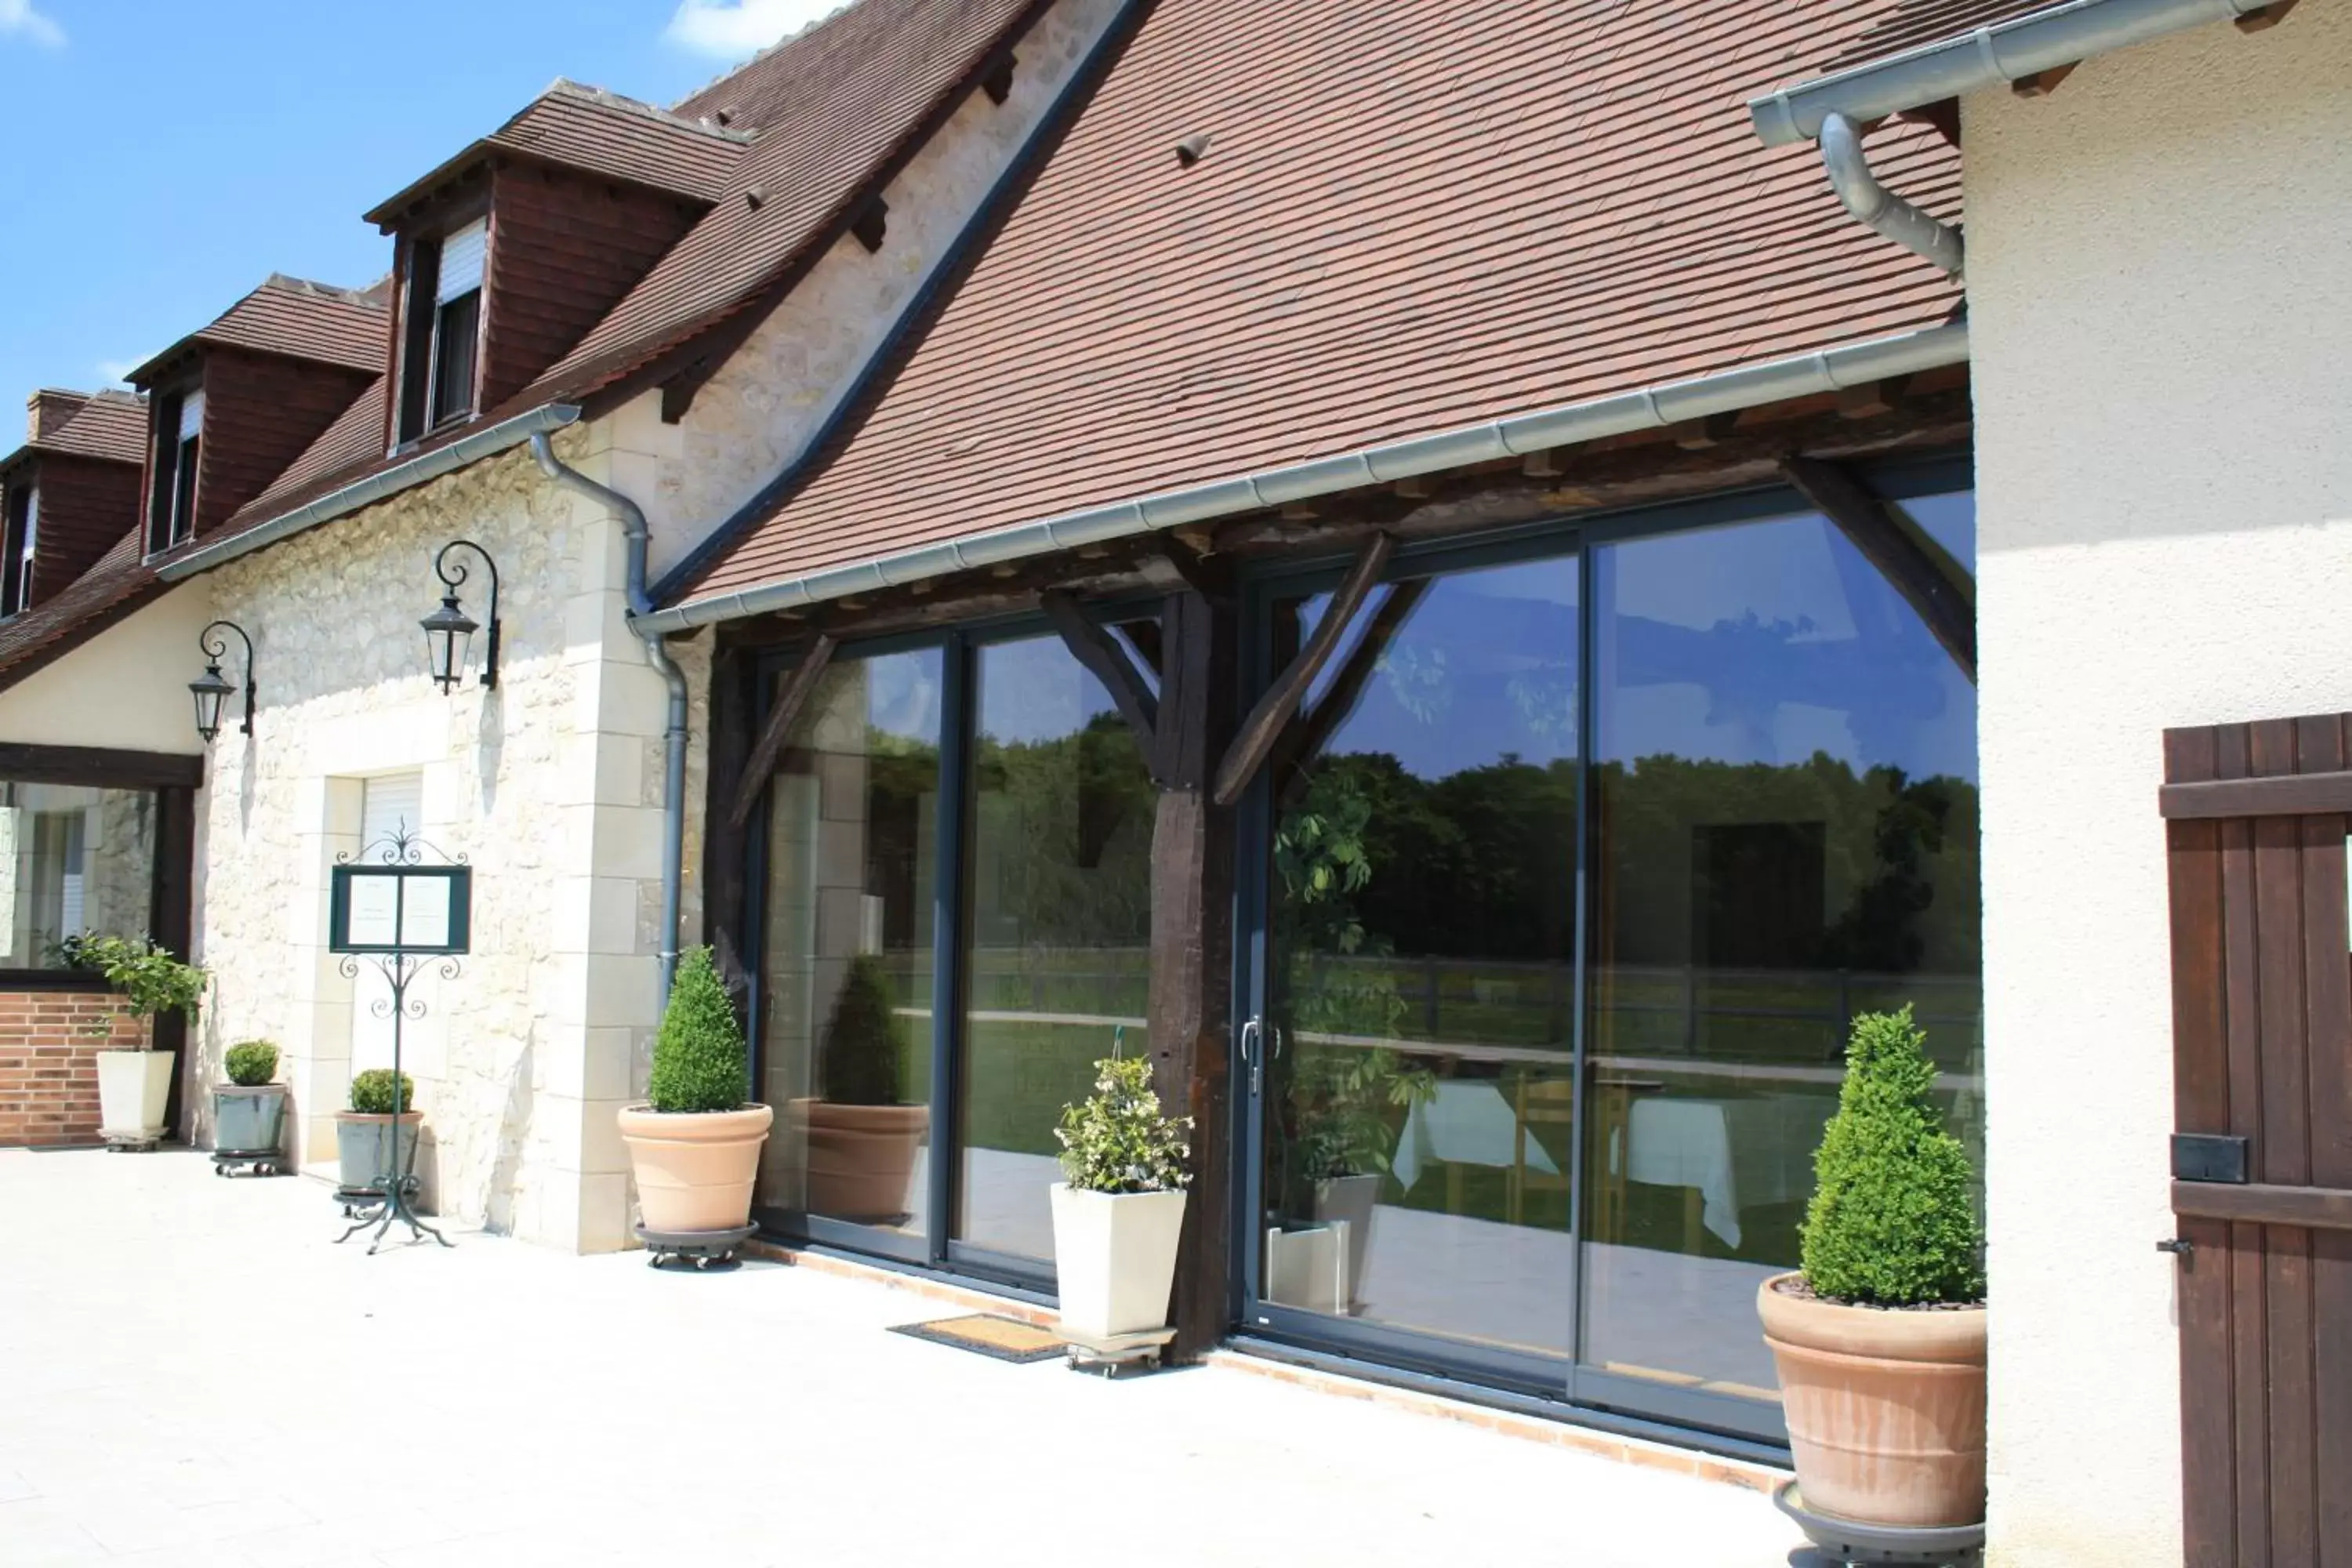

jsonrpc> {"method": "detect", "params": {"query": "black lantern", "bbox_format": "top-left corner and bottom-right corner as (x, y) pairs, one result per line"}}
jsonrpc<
(423, 539), (499, 693)
(191, 621), (255, 744)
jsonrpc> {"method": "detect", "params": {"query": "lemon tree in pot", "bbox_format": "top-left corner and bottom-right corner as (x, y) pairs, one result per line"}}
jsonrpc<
(619, 947), (772, 1241)
(71, 934), (207, 1147)
(1760, 1006), (1986, 1531)
(1049, 1051), (1192, 1345)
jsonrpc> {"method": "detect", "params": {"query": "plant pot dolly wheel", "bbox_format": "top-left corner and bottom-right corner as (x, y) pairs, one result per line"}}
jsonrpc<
(619, 949), (771, 1269)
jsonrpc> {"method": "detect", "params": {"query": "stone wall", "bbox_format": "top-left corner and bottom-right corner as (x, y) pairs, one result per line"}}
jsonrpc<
(190, 423), (695, 1252)
(0, 990), (143, 1147)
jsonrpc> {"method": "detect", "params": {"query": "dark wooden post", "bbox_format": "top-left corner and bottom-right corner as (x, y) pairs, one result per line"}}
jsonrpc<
(152, 782), (196, 1138)
(1148, 589), (1239, 1360)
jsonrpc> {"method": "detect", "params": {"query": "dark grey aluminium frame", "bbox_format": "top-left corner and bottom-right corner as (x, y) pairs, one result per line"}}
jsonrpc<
(740, 607), (1161, 1297)
(1229, 453), (1975, 1450)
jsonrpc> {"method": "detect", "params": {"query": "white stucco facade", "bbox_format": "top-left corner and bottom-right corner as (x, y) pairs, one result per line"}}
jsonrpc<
(0, 581), (214, 755)
(1963, 5), (2352, 1562)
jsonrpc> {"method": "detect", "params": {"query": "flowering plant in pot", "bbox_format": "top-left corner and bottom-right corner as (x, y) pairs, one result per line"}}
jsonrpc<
(795, 953), (927, 1222)
(212, 1040), (289, 1170)
(1049, 1051), (1192, 1343)
(69, 934), (207, 1146)
(336, 1069), (421, 1198)
(1759, 1006), (1987, 1530)
(619, 947), (771, 1240)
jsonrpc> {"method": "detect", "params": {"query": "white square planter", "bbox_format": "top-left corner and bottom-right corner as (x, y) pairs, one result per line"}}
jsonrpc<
(96, 1051), (175, 1141)
(1049, 1182), (1187, 1341)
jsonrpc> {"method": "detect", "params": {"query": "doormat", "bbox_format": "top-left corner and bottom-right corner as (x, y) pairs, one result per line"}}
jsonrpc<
(889, 1314), (1065, 1364)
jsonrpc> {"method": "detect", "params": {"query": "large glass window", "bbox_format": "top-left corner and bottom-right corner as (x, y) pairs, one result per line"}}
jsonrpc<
(955, 635), (1154, 1268)
(757, 650), (943, 1245)
(0, 783), (159, 970)
(1580, 499), (1980, 1413)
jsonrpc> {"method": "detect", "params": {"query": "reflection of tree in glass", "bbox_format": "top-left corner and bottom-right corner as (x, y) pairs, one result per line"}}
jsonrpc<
(1375, 641), (1451, 724)
(968, 711), (1153, 949)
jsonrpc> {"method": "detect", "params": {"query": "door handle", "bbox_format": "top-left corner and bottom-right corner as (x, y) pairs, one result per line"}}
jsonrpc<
(1240, 1018), (1263, 1096)
(2157, 1237), (2194, 1258)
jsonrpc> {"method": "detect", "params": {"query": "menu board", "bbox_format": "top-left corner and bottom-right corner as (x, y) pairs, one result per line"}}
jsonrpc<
(329, 865), (471, 955)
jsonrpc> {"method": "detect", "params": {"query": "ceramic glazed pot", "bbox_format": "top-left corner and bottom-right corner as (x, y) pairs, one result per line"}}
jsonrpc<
(1050, 1183), (1187, 1341)
(335, 1111), (423, 1194)
(212, 1084), (288, 1155)
(96, 1050), (175, 1142)
(1758, 1272), (1987, 1529)
(793, 1099), (927, 1222)
(619, 1103), (774, 1234)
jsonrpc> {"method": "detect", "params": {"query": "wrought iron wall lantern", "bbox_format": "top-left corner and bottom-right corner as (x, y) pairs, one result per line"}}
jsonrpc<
(421, 539), (500, 694)
(190, 620), (256, 743)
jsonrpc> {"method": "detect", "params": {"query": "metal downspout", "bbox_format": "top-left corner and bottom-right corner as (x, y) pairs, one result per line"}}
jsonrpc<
(530, 433), (689, 1005)
(1820, 112), (1965, 276)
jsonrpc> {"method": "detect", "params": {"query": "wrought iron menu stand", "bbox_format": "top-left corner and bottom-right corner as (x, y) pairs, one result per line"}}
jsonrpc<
(327, 825), (472, 1255)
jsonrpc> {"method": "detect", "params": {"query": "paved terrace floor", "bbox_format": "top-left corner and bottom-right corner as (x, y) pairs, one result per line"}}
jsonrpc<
(0, 1149), (1798, 1567)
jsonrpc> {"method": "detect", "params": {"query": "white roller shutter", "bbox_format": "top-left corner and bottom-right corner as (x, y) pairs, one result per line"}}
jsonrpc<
(177, 390), (205, 440)
(436, 220), (486, 304)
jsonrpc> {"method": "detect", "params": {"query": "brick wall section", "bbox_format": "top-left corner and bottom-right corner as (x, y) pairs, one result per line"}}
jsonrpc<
(0, 990), (144, 1148)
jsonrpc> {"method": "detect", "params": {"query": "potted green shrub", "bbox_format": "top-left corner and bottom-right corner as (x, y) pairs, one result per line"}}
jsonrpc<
(212, 1040), (288, 1171)
(794, 953), (927, 1221)
(1049, 1052), (1192, 1342)
(71, 934), (207, 1147)
(618, 946), (773, 1236)
(336, 1069), (421, 1199)
(1758, 1006), (1987, 1530)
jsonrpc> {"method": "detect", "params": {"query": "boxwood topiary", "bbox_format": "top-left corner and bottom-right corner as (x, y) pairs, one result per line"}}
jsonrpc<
(350, 1069), (416, 1116)
(818, 953), (906, 1107)
(224, 1040), (280, 1087)
(1800, 1006), (1985, 1307)
(647, 946), (750, 1114)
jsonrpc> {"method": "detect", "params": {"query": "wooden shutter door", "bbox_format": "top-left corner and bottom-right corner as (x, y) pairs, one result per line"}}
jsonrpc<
(2161, 714), (2352, 1567)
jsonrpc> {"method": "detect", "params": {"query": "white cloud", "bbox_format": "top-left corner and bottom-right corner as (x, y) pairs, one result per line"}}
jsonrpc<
(0, 0), (65, 49)
(664, 0), (840, 60)
(96, 359), (138, 387)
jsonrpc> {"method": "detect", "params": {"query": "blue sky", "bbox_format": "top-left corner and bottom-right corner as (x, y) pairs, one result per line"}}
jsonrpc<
(0, 0), (837, 409)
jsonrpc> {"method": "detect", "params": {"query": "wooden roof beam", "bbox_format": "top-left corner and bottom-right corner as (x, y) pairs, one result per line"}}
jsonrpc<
(1781, 456), (1975, 683)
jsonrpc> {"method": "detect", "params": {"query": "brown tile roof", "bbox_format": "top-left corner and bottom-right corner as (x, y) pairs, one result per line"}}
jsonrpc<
(0, 529), (161, 687)
(126, 276), (387, 386)
(223, 377), (391, 529)
(0, 390), (147, 475)
(676, 0), (1967, 604)
(1820, 0), (2057, 71)
(364, 81), (750, 223)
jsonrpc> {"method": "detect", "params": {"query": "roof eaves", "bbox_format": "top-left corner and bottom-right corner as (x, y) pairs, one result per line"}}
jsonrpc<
(1750, 0), (2278, 146)
(642, 319), (1973, 635)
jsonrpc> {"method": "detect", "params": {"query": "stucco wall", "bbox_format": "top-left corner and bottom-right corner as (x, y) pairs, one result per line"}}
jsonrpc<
(1963, 6), (2352, 1563)
(615, 0), (1123, 583)
(188, 422), (697, 1252)
(0, 581), (214, 755)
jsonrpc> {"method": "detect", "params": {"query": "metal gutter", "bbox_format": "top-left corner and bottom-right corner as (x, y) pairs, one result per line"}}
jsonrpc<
(1751, 0), (2280, 147)
(157, 404), (582, 580)
(638, 318), (1969, 637)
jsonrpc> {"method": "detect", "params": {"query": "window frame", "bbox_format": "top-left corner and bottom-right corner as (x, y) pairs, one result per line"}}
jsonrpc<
(394, 212), (489, 446)
(145, 384), (203, 557)
(0, 477), (34, 618)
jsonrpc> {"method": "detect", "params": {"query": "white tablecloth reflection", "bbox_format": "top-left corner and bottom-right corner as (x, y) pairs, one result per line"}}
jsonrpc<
(1610, 1093), (1830, 1249)
(1392, 1080), (1561, 1193)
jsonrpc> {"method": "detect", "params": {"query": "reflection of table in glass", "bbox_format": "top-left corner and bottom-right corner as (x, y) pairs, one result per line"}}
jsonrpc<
(1393, 1081), (1561, 1205)
(1609, 1093), (1830, 1250)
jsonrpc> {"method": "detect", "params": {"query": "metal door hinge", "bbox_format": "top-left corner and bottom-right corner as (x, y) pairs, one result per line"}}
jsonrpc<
(2157, 1237), (2194, 1258)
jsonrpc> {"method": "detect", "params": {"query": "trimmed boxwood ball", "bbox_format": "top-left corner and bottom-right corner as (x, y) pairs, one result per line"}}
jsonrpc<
(648, 946), (750, 1114)
(350, 1069), (416, 1116)
(1801, 1006), (1985, 1307)
(818, 953), (906, 1107)
(223, 1040), (280, 1087)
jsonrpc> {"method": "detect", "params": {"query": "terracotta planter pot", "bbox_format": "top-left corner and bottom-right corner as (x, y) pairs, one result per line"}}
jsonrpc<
(1050, 1183), (1187, 1340)
(619, 1103), (774, 1233)
(792, 1099), (927, 1222)
(1758, 1272), (1987, 1530)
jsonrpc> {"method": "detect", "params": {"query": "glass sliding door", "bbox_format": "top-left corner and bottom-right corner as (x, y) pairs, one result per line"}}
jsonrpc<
(755, 647), (944, 1256)
(1580, 501), (1980, 1431)
(1252, 557), (1581, 1372)
(953, 633), (1154, 1277)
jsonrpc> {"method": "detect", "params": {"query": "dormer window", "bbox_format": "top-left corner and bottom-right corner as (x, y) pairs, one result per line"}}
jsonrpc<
(397, 217), (487, 443)
(1, 482), (34, 617)
(147, 388), (203, 555)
